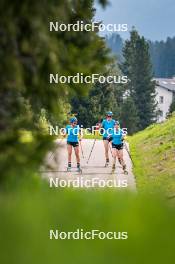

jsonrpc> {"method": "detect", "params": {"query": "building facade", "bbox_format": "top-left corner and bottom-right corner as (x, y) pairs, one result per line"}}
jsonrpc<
(155, 78), (175, 122)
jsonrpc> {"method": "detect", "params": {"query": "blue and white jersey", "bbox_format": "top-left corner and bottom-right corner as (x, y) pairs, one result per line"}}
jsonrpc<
(101, 119), (116, 138)
(66, 125), (80, 142)
(110, 128), (124, 145)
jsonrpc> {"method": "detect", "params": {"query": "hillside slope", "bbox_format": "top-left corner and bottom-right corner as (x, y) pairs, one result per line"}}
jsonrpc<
(129, 113), (175, 197)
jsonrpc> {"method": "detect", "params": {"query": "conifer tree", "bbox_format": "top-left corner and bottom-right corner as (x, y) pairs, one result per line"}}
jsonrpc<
(71, 64), (121, 127)
(122, 29), (157, 130)
(120, 96), (139, 134)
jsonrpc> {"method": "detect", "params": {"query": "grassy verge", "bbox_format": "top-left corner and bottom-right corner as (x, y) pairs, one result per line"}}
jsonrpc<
(129, 113), (175, 196)
(83, 134), (102, 140)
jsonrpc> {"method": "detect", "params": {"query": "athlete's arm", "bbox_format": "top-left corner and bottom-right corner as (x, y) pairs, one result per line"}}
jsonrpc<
(107, 128), (113, 139)
(62, 126), (68, 138)
(100, 119), (105, 128)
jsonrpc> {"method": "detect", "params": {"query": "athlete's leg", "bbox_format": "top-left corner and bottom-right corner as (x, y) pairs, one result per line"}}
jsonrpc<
(74, 145), (81, 171)
(118, 149), (126, 168)
(112, 147), (117, 169)
(103, 140), (109, 161)
(74, 145), (80, 164)
(67, 144), (72, 168)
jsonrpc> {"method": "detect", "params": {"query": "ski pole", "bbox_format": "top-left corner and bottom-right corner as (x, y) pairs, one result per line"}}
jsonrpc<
(80, 140), (85, 159)
(124, 141), (134, 165)
(86, 139), (96, 164)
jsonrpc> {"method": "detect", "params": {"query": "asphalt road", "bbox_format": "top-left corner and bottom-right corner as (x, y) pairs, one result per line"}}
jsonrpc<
(42, 139), (136, 190)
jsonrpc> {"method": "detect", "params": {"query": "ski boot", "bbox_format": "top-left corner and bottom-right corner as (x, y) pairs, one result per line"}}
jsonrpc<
(118, 157), (122, 165)
(105, 159), (109, 167)
(67, 166), (71, 172)
(123, 164), (128, 175)
(77, 164), (82, 174)
(67, 162), (71, 172)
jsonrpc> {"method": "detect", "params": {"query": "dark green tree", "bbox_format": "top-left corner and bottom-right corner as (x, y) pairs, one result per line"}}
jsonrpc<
(120, 96), (139, 134)
(71, 80), (119, 127)
(149, 37), (175, 78)
(71, 64), (122, 127)
(106, 33), (124, 62)
(122, 29), (157, 130)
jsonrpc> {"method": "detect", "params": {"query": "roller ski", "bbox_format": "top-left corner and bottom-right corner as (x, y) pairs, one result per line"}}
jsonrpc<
(67, 165), (71, 172)
(66, 162), (72, 172)
(123, 164), (128, 175)
(66, 166), (82, 174)
(105, 159), (110, 167)
(77, 167), (82, 174)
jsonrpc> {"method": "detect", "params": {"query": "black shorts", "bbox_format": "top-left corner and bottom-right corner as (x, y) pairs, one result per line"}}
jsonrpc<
(67, 141), (79, 147)
(103, 137), (113, 142)
(112, 143), (123, 150)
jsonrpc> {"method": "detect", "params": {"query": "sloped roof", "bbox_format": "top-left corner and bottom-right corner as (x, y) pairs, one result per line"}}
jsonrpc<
(154, 78), (175, 92)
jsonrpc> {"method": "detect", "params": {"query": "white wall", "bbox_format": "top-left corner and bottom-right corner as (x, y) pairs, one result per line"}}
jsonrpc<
(155, 86), (173, 122)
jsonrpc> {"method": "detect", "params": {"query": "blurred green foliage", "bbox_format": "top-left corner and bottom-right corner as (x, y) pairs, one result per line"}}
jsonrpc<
(0, 187), (175, 264)
(0, 0), (110, 186)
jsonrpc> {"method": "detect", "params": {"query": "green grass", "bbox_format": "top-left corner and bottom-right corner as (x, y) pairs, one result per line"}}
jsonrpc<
(83, 132), (102, 140)
(129, 113), (175, 196)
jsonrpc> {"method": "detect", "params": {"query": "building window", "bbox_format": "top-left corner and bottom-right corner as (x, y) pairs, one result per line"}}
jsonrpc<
(159, 96), (164, 104)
